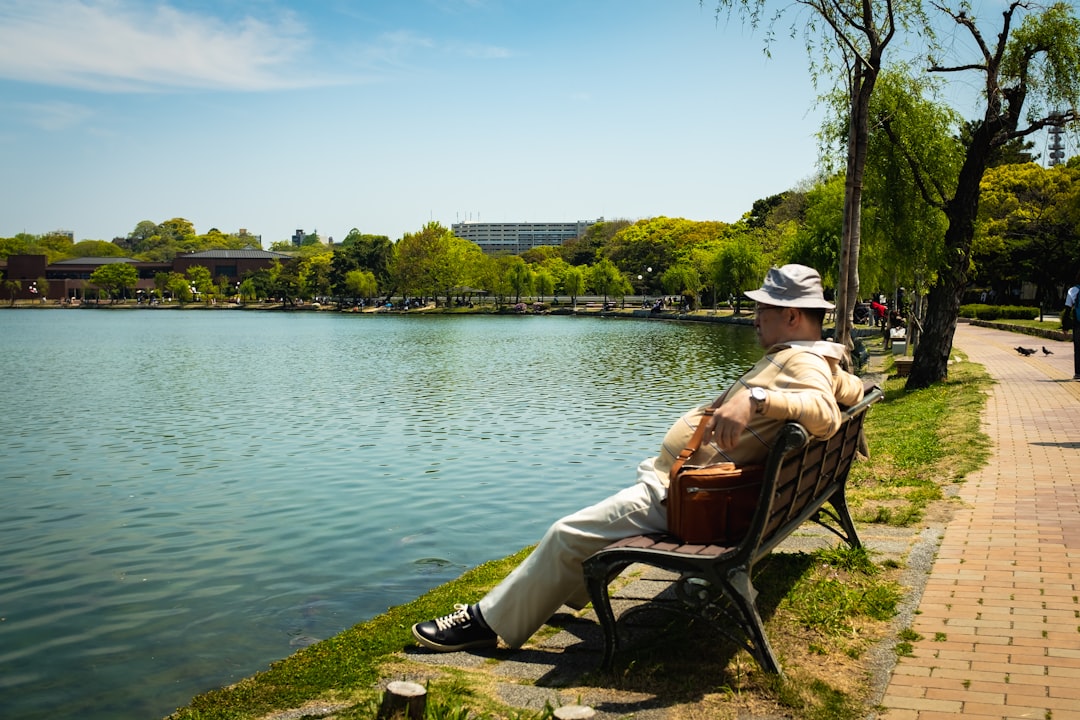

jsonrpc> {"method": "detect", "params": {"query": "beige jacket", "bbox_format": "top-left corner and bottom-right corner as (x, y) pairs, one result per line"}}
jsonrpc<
(653, 340), (865, 483)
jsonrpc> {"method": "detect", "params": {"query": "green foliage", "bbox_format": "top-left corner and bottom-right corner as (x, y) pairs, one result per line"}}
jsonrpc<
(910, 1), (1080, 388)
(588, 258), (627, 300)
(343, 269), (378, 300)
(71, 240), (127, 258)
(504, 257), (533, 303)
(533, 268), (556, 301)
(0, 231), (75, 263)
(4, 279), (22, 305)
(562, 266), (586, 302)
(117, 218), (259, 262)
(958, 304), (1039, 321)
(600, 216), (728, 295)
(709, 235), (766, 311)
(88, 262), (139, 302)
(861, 69), (959, 297)
(185, 265), (214, 301)
(559, 219), (630, 266)
(973, 162), (1080, 307)
(659, 263), (702, 307)
(332, 232), (394, 298)
(299, 253), (333, 299)
(781, 173), (844, 288)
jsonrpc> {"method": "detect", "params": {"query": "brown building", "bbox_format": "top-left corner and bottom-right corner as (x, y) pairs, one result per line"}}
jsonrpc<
(1, 249), (292, 302)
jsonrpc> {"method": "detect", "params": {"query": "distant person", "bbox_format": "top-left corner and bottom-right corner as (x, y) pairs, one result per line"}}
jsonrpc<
(1066, 276), (1080, 381)
(410, 265), (864, 653)
(870, 300), (887, 326)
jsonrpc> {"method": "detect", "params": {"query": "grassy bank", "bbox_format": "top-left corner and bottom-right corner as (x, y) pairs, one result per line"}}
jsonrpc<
(166, 342), (992, 720)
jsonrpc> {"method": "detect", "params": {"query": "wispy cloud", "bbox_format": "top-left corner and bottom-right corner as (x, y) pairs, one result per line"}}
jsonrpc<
(15, 100), (95, 130)
(0, 0), (330, 92)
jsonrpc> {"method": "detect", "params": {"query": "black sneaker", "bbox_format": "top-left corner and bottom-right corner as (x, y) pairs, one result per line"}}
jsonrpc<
(412, 603), (497, 652)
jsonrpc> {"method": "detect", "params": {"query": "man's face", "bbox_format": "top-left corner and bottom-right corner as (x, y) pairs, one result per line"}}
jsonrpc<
(753, 303), (793, 347)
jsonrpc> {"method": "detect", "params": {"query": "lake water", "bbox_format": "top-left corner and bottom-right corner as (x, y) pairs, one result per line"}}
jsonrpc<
(0, 309), (759, 720)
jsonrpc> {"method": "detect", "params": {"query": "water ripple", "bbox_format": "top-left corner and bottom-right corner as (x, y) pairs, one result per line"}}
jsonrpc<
(0, 311), (758, 720)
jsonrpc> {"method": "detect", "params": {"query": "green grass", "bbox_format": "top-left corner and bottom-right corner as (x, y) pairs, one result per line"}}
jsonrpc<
(848, 356), (992, 526)
(980, 317), (1065, 330)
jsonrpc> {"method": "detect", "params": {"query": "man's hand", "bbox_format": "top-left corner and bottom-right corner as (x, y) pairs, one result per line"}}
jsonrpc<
(708, 393), (755, 450)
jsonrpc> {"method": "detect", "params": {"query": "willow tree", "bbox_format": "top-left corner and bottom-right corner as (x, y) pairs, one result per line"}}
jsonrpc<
(710, 0), (925, 355)
(902, 1), (1080, 388)
(862, 69), (962, 353)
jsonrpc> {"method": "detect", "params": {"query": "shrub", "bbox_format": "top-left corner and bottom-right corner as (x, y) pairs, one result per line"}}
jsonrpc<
(958, 304), (1039, 321)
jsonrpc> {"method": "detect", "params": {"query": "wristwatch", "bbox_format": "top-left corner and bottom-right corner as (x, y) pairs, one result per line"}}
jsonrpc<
(750, 387), (768, 414)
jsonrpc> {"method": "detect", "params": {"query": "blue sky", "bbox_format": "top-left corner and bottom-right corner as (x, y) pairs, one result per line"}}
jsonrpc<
(0, 0), (1053, 246)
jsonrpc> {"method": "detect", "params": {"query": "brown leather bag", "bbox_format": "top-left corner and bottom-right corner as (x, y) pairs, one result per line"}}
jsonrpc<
(667, 406), (764, 545)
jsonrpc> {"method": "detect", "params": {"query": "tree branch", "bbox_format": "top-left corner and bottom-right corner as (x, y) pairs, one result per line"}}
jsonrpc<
(878, 114), (948, 211)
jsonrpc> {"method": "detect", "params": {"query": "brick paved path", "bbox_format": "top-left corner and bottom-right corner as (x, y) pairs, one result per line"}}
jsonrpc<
(879, 323), (1080, 719)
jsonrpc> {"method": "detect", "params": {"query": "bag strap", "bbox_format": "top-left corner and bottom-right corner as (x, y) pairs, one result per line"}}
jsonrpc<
(669, 407), (717, 481)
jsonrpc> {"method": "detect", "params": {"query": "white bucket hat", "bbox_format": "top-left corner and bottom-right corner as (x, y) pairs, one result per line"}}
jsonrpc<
(744, 264), (834, 310)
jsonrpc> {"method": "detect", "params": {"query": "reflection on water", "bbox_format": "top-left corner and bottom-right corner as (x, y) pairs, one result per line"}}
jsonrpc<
(0, 309), (759, 719)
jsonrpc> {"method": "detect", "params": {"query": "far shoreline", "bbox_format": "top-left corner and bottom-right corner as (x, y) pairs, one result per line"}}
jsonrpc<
(4, 301), (1066, 342)
(0, 298), (761, 326)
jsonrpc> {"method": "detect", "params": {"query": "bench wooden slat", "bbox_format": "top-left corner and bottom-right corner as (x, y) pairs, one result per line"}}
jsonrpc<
(583, 386), (883, 676)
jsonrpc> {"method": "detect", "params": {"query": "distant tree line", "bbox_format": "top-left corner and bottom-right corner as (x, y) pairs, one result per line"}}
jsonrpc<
(3, 153), (1077, 311)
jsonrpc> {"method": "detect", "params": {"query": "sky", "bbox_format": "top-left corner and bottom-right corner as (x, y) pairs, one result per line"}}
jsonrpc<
(0, 0), (1067, 246)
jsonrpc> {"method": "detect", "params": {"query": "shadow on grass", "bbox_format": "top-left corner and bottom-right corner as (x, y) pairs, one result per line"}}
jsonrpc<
(570, 552), (818, 702)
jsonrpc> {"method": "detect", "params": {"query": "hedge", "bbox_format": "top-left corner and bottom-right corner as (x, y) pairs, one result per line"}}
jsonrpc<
(958, 304), (1039, 321)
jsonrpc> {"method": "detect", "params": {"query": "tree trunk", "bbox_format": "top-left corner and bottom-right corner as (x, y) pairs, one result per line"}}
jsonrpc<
(906, 267), (963, 387)
(905, 120), (993, 389)
(834, 46), (881, 355)
(377, 681), (426, 720)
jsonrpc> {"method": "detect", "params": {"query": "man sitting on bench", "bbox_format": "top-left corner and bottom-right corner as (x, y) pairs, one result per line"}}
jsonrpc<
(411, 264), (865, 652)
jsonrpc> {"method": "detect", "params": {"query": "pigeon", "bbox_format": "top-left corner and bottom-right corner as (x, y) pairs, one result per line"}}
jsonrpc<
(1042, 346), (1053, 355)
(1015, 346), (1037, 356)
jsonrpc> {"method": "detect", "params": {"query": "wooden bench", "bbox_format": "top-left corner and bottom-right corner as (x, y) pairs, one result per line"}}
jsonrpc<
(582, 386), (884, 675)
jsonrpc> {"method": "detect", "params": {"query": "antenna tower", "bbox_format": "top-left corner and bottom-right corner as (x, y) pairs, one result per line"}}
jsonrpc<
(1047, 119), (1066, 167)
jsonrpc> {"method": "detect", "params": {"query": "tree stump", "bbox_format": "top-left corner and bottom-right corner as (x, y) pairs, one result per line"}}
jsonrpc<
(376, 680), (426, 720)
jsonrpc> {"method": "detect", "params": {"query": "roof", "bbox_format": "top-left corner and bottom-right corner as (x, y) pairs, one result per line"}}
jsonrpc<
(52, 257), (139, 265)
(179, 249), (292, 260)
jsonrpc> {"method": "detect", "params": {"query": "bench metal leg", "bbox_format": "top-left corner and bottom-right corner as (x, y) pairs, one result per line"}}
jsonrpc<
(583, 559), (627, 671)
(816, 490), (862, 549)
(722, 568), (782, 676)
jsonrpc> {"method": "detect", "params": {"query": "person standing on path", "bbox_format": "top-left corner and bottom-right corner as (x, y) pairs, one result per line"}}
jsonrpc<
(1066, 277), (1080, 380)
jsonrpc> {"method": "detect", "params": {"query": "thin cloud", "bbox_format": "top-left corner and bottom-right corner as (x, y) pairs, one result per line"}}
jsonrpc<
(15, 100), (95, 130)
(0, 0), (331, 92)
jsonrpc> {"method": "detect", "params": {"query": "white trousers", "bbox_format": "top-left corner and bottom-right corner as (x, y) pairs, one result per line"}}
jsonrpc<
(478, 457), (668, 648)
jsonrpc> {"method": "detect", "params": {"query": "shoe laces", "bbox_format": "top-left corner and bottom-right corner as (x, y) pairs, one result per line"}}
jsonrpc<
(433, 603), (473, 631)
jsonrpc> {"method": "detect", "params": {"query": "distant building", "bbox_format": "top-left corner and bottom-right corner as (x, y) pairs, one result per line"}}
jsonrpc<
(171, 249), (292, 281)
(1, 248), (291, 302)
(291, 229), (323, 247)
(452, 220), (599, 255)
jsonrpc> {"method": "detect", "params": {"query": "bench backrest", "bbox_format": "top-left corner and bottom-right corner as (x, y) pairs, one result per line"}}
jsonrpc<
(746, 386), (882, 560)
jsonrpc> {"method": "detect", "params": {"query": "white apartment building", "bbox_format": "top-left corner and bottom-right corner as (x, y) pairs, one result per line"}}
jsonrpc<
(451, 219), (600, 255)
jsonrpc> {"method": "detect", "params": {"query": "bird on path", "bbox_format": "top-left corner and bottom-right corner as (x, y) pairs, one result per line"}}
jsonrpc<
(1042, 346), (1053, 355)
(1015, 346), (1037, 356)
